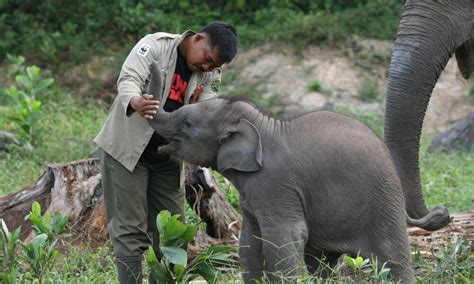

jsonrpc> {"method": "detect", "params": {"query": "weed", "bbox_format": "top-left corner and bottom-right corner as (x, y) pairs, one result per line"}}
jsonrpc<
(308, 80), (322, 92)
(357, 77), (379, 102)
(0, 220), (21, 279)
(26, 201), (68, 241)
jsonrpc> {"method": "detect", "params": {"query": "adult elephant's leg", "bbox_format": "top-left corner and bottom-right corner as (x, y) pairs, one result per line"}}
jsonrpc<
(256, 207), (308, 282)
(239, 211), (264, 283)
(384, 0), (472, 230)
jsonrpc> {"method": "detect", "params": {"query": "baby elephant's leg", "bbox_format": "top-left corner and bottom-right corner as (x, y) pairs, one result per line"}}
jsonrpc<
(256, 209), (308, 282)
(304, 249), (341, 278)
(362, 226), (414, 283)
(239, 212), (264, 283)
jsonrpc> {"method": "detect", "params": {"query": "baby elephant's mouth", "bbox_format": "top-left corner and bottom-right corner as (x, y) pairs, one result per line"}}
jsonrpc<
(157, 138), (180, 155)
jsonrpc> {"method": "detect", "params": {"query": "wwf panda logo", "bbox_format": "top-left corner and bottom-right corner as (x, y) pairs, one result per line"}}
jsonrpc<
(137, 43), (151, 57)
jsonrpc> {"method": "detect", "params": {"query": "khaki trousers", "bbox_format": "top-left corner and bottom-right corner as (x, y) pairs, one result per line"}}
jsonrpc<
(100, 149), (185, 257)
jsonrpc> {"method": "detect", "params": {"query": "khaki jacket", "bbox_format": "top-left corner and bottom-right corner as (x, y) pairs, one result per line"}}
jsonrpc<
(94, 31), (221, 171)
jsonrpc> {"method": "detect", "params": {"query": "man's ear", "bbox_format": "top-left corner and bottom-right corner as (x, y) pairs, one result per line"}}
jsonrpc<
(194, 33), (205, 43)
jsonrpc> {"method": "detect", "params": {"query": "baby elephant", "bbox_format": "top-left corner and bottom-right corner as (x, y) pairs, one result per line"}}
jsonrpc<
(149, 97), (416, 283)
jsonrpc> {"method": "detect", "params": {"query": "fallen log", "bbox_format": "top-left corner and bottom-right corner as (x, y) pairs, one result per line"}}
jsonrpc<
(0, 158), (471, 256)
(407, 211), (473, 253)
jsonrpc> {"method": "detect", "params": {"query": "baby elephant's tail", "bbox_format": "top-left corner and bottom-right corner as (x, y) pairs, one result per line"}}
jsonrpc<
(406, 205), (453, 231)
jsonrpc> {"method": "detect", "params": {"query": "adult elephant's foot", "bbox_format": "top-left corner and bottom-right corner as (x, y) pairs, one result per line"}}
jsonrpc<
(406, 205), (452, 231)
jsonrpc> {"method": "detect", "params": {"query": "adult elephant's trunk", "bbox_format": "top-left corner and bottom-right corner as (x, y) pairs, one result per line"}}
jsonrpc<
(385, 0), (472, 231)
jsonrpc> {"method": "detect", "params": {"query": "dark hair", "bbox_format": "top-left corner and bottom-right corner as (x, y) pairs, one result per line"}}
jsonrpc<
(200, 21), (239, 63)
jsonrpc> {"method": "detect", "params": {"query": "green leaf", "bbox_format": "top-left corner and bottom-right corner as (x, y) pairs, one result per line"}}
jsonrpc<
(344, 255), (356, 269)
(32, 100), (42, 112)
(146, 246), (173, 284)
(51, 212), (68, 235)
(1, 219), (9, 236)
(355, 256), (364, 267)
(160, 246), (187, 267)
(20, 108), (29, 119)
(195, 262), (218, 283)
(15, 75), (31, 88)
(5, 86), (20, 100)
(162, 216), (187, 244)
(156, 210), (171, 235)
(33, 78), (54, 94)
(181, 226), (197, 243)
(173, 263), (185, 282)
(32, 201), (41, 216)
(27, 66), (41, 81)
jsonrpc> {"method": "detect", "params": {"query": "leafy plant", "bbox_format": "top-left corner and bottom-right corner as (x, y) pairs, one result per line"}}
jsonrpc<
(19, 233), (59, 281)
(4, 64), (54, 148)
(146, 210), (238, 283)
(0, 220), (21, 274)
(25, 201), (68, 241)
(344, 254), (391, 281)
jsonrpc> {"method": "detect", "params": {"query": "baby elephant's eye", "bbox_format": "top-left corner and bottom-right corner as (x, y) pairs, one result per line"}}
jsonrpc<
(182, 119), (193, 128)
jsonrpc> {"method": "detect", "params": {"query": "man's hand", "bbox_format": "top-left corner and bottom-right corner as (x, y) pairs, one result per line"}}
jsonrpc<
(190, 84), (204, 103)
(130, 94), (160, 119)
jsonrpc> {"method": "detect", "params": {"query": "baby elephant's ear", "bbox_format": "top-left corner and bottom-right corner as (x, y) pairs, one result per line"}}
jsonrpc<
(217, 119), (262, 173)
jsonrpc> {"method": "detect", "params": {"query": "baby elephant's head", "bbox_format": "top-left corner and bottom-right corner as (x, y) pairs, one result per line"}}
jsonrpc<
(149, 98), (262, 173)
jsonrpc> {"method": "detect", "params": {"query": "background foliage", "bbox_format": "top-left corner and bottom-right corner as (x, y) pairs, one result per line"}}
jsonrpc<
(0, 0), (402, 69)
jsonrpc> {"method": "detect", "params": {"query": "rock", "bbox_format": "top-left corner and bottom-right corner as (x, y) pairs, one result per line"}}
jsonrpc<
(422, 58), (474, 135)
(429, 111), (474, 152)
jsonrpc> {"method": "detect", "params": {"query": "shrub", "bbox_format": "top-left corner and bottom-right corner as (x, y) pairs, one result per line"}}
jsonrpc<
(3, 61), (54, 149)
(357, 78), (379, 102)
(146, 210), (238, 283)
(308, 80), (322, 92)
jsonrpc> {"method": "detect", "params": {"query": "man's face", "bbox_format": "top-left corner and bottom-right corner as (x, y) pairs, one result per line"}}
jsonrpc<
(186, 33), (223, 72)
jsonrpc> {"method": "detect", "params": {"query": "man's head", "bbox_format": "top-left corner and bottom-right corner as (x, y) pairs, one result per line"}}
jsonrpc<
(183, 21), (239, 72)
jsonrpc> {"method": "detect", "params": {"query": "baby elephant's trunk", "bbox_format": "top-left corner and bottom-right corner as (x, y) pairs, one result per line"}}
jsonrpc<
(146, 62), (173, 138)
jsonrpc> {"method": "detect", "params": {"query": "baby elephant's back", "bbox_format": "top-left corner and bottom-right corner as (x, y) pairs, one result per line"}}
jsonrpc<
(288, 111), (404, 211)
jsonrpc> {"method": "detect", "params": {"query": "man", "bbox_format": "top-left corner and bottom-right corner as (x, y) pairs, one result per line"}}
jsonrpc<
(94, 21), (239, 283)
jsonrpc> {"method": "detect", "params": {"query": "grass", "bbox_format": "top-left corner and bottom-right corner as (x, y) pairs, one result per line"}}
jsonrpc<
(357, 77), (379, 102)
(420, 140), (474, 212)
(0, 92), (107, 194)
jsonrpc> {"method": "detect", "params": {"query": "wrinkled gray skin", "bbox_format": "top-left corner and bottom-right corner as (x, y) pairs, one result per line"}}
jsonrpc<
(148, 98), (416, 283)
(385, 0), (473, 231)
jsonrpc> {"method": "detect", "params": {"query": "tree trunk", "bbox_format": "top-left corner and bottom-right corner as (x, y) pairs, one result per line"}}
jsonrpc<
(0, 158), (471, 255)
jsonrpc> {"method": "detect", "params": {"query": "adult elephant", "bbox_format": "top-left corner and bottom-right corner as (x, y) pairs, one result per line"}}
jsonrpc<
(385, 0), (473, 231)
